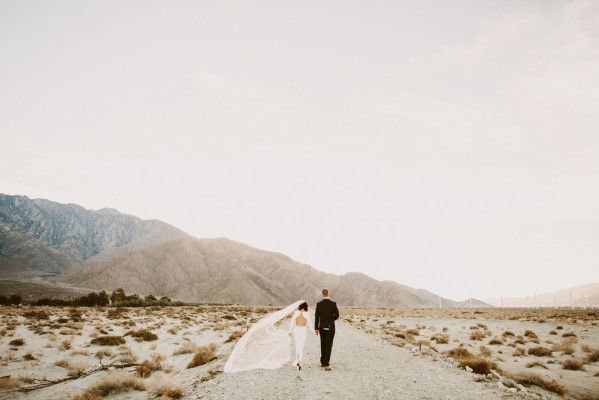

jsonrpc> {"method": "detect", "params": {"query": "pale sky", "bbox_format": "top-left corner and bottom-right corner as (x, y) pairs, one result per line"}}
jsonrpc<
(1, 0), (598, 301)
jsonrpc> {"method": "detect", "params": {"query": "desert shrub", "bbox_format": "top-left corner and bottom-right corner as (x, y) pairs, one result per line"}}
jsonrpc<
(445, 347), (472, 359)
(0, 377), (21, 390)
(562, 332), (577, 338)
(54, 359), (89, 376)
(222, 315), (236, 320)
(81, 374), (146, 397)
(24, 310), (49, 320)
(549, 330), (557, 335)
(501, 331), (515, 338)
(524, 330), (538, 339)
(125, 330), (158, 342)
(149, 376), (184, 399)
(72, 393), (102, 400)
(9, 338), (25, 346)
(431, 334), (449, 344)
(187, 343), (217, 369)
(458, 357), (497, 375)
(470, 331), (486, 341)
(23, 351), (36, 360)
(525, 361), (547, 369)
(225, 330), (244, 343)
(584, 349), (599, 363)
(556, 325), (563, 330)
(59, 337), (73, 351)
(551, 340), (574, 355)
(135, 353), (165, 378)
(488, 338), (503, 345)
(95, 348), (113, 360)
(528, 347), (552, 357)
(476, 323), (488, 329)
(514, 335), (526, 345)
(478, 346), (492, 358)
(406, 329), (419, 336)
(91, 336), (125, 346)
(580, 344), (593, 353)
(561, 359), (585, 371)
(173, 342), (198, 356)
(503, 372), (566, 396)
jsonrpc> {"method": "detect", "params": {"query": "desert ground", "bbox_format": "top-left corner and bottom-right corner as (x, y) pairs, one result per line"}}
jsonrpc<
(0, 306), (597, 400)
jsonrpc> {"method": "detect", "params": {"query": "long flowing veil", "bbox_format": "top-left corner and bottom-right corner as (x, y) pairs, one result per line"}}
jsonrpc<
(224, 300), (304, 373)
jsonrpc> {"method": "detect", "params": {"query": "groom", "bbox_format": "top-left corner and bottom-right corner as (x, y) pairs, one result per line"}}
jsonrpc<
(315, 288), (339, 371)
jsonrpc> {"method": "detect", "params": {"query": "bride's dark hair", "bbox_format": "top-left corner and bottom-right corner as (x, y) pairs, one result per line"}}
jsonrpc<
(298, 302), (308, 311)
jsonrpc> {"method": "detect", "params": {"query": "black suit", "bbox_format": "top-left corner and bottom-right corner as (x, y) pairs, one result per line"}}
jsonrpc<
(315, 298), (339, 367)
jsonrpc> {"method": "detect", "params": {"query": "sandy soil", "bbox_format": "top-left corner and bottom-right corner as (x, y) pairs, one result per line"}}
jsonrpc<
(0, 306), (597, 400)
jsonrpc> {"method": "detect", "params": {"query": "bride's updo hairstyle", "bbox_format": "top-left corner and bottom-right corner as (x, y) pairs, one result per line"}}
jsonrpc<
(298, 302), (308, 311)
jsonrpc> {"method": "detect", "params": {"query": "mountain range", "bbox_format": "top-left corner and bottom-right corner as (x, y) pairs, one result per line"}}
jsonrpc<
(1, 193), (490, 307)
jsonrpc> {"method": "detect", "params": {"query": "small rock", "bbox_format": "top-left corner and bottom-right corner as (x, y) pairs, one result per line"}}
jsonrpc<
(487, 374), (492, 380)
(404, 343), (415, 350)
(508, 388), (517, 393)
(491, 370), (502, 380)
(465, 366), (473, 373)
(517, 384), (527, 393)
(497, 381), (505, 390)
(500, 377), (517, 388)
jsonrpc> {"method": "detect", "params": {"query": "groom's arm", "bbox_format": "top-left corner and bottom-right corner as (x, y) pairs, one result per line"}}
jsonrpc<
(333, 302), (339, 321)
(314, 304), (320, 333)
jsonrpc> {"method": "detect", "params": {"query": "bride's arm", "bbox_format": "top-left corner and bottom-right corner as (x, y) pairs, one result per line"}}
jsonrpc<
(306, 312), (315, 333)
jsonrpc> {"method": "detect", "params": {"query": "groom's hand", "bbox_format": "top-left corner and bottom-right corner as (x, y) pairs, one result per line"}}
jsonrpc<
(315, 330), (319, 336)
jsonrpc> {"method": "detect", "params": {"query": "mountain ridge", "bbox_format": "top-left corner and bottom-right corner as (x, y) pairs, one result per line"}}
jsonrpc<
(1, 193), (490, 307)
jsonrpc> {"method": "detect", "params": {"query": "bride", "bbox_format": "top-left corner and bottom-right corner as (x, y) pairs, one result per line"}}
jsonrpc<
(288, 301), (315, 370)
(224, 300), (313, 373)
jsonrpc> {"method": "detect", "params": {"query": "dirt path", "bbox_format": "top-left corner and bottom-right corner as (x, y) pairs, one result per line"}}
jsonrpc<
(185, 321), (534, 400)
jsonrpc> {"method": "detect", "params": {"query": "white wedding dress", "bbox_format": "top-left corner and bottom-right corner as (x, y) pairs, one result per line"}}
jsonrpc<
(288, 310), (315, 366)
(224, 300), (304, 373)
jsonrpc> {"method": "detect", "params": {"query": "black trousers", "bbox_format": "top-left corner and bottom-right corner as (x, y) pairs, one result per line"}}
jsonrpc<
(319, 328), (335, 366)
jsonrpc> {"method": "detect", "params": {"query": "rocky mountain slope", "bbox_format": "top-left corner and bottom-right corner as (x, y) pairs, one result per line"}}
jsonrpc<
(1, 193), (489, 307)
(0, 194), (186, 273)
(485, 283), (599, 308)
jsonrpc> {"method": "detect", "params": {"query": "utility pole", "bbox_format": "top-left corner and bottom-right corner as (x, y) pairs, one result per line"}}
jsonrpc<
(438, 294), (442, 309)
(501, 293), (504, 309)
(469, 292), (472, 309)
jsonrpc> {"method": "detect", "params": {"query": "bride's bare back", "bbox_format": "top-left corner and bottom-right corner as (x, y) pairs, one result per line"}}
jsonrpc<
(295, 312), (307, 327)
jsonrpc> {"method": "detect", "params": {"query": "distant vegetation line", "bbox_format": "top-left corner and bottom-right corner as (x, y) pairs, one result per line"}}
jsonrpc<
(0, 288), (228, 307)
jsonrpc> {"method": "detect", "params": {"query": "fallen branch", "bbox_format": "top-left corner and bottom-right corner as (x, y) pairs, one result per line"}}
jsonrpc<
(2, 362), (139, 395)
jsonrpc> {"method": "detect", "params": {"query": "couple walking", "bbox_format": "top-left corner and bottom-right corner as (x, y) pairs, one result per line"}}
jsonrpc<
(224, 289), (340, 373)
(288, 288), (339, 371)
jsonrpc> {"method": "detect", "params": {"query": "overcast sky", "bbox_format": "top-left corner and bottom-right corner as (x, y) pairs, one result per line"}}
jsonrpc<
(1, 0), (598, 301)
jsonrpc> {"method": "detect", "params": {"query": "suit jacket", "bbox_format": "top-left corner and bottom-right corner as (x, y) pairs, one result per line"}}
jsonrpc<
(315, 298), (339, 331)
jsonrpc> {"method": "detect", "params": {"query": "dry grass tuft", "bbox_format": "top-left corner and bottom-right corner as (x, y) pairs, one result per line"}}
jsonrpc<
(488, 338), (503, 345)
(584, 349), (599, 363)
(431, 334), (449, 344)
(91, 336), (125, 346)
(149, 376), (184, 399)
(528, 347), (552, 357)
(469, 331), (487, 341)
(54, 359), (89, 376)
(0, 377), (21, 390)
(79, 374), (146, 397)
(561, 359), (585, 371)
(503, 371), (566, 396)
(525, 361), (548, 369)
(524, 330), (538, 339)
(173, 342), (198, 356)
(512, 347), (526, 357)
(445, 347), (472, 359)
(552, 340), (575, 355)
(9, 338), (25, 346)
(187, 343), (218, 369)
(225, 330), (244, 343)
(458, 357), (497, 375)
(135, 353), (165, 378)
(125, 330), (158, 342)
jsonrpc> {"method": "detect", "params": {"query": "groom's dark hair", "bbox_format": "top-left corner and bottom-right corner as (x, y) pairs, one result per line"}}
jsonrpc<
(299, 302), (308, 311)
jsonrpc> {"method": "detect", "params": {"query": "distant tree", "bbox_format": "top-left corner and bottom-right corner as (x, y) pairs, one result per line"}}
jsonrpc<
(0, 295), (9, 306)
(159, 296), (171, 303)
(10, 294), (22, 305)
(145, 294), (157, 301)
(110, 288), (126, 303)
